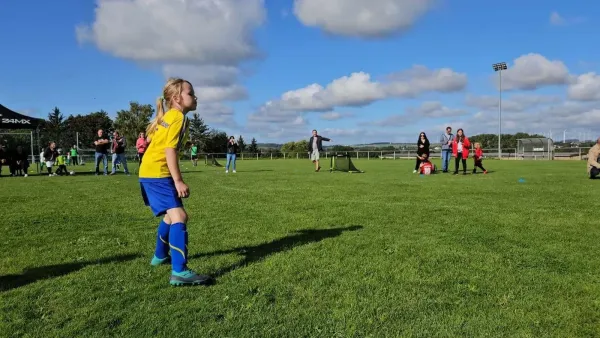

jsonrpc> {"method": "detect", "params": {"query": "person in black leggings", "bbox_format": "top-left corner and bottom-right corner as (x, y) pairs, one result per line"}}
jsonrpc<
(414, 132), (430, 173)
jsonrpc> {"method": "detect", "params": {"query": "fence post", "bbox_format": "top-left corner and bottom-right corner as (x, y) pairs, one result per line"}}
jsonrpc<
(297, 153), (299, 159)
(381, 151), (383, 159)
(356, 151), (358, 159)
(368, 151), (370, 160)
(393, 151), (396, 160)
(256, 153), (258, 160)
(271, 153), (272, 160)
(579, 147), (582, 160)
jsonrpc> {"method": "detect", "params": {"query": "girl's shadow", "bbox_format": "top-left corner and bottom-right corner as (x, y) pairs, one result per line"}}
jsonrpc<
(191, 225), (363, 279)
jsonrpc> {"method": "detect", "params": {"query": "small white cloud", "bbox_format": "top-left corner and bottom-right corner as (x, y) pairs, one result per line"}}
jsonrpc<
(568, 72), (600, 101)
(496, 53), (570, 91)
(549, 11), (565, 25)
(293, 0), (436, 38)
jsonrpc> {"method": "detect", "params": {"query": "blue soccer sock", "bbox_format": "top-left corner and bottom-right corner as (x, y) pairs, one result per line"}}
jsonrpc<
(154, 219), (170, 259)
(169, 222), (188, 273)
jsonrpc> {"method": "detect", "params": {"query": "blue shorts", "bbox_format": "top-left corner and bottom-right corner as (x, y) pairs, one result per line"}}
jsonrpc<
(139, 178), (183, 216)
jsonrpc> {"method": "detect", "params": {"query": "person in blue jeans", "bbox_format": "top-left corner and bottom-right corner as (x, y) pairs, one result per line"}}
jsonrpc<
(94, 129), (110, 175)
(225, 136), (238, 174)
(439, 126), (454, 173)
(440, 126), (454, 173)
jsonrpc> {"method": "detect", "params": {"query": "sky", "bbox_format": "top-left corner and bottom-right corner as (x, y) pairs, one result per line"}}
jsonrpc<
(0, 0), (599, 145)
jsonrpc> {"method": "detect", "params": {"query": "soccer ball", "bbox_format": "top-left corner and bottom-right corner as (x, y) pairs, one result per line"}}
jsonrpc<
(70, 171), (75, 175)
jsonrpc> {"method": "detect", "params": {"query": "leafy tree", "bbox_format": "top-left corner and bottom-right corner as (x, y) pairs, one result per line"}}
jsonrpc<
(113, 102), (154, 147)
(203, 129), (228, 153)
(189, 112), (209, 151)
(61, 111), (113, 150)
(248, 137), (259, 154)
(280, 140), (309, 154)
(237, 135), (246, 152)
(44, 107), (64, 147)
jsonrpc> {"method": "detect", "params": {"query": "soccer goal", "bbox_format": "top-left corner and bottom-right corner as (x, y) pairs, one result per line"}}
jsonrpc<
(330, 153), (364, 173)
(204, 154), (223, 167)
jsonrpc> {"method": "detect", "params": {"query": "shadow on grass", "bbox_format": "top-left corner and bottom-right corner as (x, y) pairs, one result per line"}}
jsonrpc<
(0, 253), (140, 292)
(191, 225), (363, 279)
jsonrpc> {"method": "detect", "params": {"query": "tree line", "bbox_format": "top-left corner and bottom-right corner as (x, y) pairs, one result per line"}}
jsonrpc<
(1, 102), (259, 154)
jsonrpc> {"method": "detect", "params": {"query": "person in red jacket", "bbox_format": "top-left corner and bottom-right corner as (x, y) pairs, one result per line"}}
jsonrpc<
(452, 128), (470, 175)
(472, 142), (487, 174)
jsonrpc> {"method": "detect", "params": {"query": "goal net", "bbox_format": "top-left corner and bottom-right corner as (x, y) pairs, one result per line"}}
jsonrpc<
(330, 153), (364, 173)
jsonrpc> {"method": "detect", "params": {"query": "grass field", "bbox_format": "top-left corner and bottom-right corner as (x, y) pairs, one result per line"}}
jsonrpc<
(1, 158), (599, 337)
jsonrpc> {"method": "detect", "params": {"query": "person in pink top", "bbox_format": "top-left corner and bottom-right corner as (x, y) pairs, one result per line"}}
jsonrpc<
(136, 132), (149, 164)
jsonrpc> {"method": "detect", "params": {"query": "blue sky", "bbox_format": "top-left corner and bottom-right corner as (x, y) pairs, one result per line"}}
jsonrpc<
(1, 0), (599, 144)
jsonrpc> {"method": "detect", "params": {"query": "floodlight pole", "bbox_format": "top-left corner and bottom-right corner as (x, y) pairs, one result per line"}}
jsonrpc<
(498, 70), (502, 159)
(493, 62), (507, 159)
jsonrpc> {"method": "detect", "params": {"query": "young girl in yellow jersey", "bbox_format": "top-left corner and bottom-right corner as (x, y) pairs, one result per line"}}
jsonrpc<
(140, 78), (213, 286)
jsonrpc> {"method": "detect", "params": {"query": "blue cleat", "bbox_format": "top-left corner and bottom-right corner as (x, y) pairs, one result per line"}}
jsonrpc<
(170, 270), (214, 286)
(150, 255), (170, 266)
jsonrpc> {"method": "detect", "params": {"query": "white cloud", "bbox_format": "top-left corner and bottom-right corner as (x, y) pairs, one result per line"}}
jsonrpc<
(293, 0), (436, 38)
(76, 0), (266, 65)
(245, 66), (467, 139)
(441, 101), (600, 137)
(407, 101), (468, 118)
(195, 103), (237, 127)
(498, 53), (570, 91)
(368, 101), (467, 127)
(320, 112), (354, 121)
(549, 11), (585, 26)
(246, 65), (466, 134)
(76, 1), (267, 128)
(549, 11), (565, 25)
(255, 66), (466, 114)
(163, 65), (248, 103)
(567, 72), (600, 101)
(465, 94), (561, 112)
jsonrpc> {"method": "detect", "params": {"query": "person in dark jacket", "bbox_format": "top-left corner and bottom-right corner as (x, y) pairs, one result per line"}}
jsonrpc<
(225, 136), (238, 173)
(414, 132), (430, 173)
(308, 129), (331, 172)
(10, 145), (29, 176)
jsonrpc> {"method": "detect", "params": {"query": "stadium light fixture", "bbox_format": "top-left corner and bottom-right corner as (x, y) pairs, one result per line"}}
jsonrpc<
(492, 62), (507, 159)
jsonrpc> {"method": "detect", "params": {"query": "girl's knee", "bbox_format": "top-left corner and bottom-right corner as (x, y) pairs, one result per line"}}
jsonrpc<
(166, 208), (188, 224)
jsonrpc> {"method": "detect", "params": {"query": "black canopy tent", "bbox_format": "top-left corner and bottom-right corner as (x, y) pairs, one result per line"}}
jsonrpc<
(0, 104), (45, 173)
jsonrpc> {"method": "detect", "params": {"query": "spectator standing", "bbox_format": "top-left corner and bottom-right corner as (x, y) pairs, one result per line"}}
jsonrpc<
(414, 132), (430, 173)
(70, 145), (79, 165)
(452, 128), (470, 175)
(111, 130), (130, 175)
(225, 136), (238, 173)
(190, 142), (198, 167)
(439, 126), (454, 173)
(136, 132), (148, 164)
(94, 129), (110, 175)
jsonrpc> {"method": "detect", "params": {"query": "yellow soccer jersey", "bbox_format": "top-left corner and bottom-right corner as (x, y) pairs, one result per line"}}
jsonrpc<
(139, 109), (189, 178)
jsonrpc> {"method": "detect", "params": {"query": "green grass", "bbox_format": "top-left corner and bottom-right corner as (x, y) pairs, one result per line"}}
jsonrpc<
(1, 159), (599, 337)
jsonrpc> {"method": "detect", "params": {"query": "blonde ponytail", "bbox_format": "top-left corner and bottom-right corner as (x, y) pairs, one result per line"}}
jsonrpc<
(146, 97), (165, 141)
(145, 78), (190, 141)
